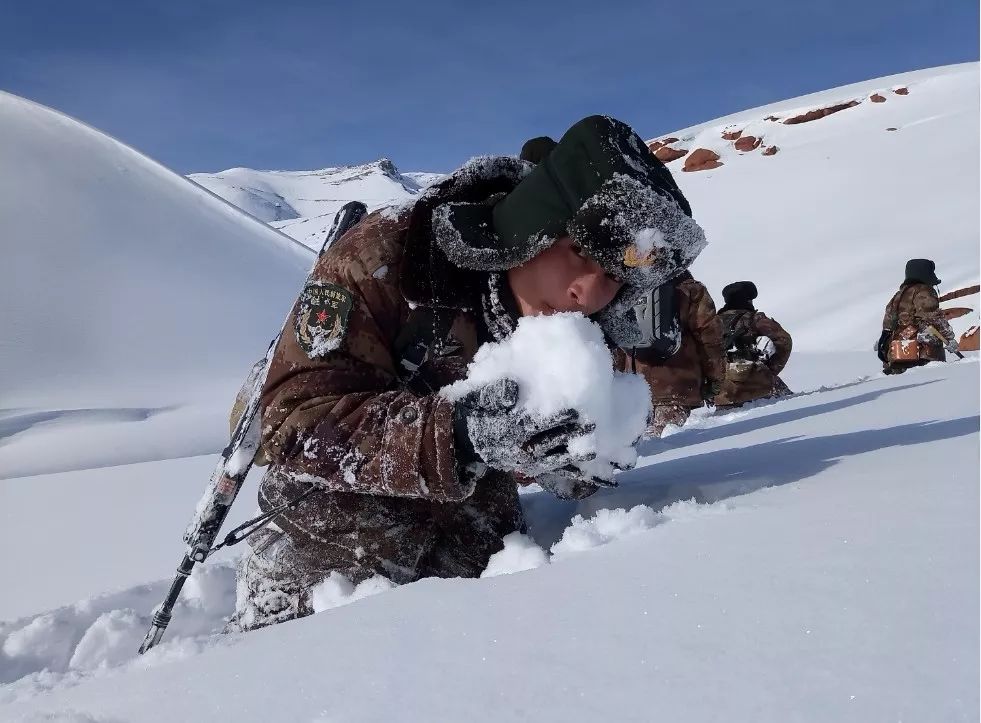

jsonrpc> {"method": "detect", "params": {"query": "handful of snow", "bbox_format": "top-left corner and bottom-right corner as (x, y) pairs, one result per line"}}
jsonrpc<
(442, 312), (651, 481)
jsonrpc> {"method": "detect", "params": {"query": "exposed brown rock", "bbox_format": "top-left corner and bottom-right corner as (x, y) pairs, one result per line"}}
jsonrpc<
(655, 145), (688, 163)
(761, 145), (779, 156)
(942, 307), (973, 321)
(647, 137), (680, 153)
(783, 100), (860, 125)
(734, 135), (762, 152)
(870, 93), (886, 103)
(959, 325), (979, 352)
(939, 285), (980, 302)
(683, 148), (723, 172)
(893, 87), (909, 96)
(721, 129), (743, 141)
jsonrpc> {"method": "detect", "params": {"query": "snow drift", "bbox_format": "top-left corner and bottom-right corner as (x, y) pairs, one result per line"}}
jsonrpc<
(0, 92), (313, 476)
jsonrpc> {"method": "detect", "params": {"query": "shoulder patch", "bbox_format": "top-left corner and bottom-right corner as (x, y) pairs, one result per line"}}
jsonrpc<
(294, 282), (354, 358)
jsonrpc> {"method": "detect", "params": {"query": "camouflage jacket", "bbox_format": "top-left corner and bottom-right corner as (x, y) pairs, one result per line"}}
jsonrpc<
(251, 166), (531, 597)
(882, 282), (955, 361)
(714, 309), (792, 406)
(614, 273), (726, 408)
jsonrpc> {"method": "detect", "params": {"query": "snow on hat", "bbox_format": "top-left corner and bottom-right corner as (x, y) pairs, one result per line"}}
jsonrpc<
(430, 115), (706, 346)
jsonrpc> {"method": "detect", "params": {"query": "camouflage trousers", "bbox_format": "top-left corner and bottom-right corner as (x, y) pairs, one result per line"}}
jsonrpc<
(227, 507), (518, 633)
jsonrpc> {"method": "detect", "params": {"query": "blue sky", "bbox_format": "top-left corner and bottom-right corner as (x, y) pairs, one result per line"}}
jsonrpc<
(2, 0), (977, 174)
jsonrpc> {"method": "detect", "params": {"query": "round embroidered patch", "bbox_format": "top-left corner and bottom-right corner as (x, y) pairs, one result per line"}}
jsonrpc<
(294, 282), (354, 358)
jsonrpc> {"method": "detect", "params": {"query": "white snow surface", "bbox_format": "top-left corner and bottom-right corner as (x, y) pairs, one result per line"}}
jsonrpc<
(0, 90), (314, 478)
(442, 312), (651, 480)
(0, 65), (978, 722)
(1, 356), (977, 722)
(655, 62), (979, 350)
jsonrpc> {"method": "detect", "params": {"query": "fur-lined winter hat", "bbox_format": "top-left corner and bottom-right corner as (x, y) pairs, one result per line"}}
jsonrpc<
(429, 115), (706, 345)
(722, 281), (758, 306)
(905, 258), (941, 286)
(519, 136), (557, 164)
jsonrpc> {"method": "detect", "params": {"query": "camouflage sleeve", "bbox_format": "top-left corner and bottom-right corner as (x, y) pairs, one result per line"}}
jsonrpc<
(913, 288), (955, 342)
(258, 219), (474, 502)
(753, 313), (792, 374)
(687, 283), (726, 382)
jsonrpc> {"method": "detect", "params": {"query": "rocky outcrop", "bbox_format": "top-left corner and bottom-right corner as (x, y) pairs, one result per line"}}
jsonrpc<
(959, 326), (979, 352)
(655, 146), (688, 163)
(721, 129), (742, 141)
(761, 145), (779, 156)
(734, 135), (762, 152)
(647, 138), (679, 152)
(885, 127), (899, 131)
(942, 307), (973, 321)
(893, 87), (909, 96)
(870, 93), (886, 103)
(683, 148), (723, 172)
(783, 100), (860, 125)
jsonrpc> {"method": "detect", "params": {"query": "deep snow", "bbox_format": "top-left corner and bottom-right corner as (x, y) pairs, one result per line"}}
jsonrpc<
(1, 356), (977, 722)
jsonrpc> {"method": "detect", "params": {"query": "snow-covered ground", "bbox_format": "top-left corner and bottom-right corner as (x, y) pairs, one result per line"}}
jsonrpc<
(1, 355), (977, 721)
(1, 64), (978, 722)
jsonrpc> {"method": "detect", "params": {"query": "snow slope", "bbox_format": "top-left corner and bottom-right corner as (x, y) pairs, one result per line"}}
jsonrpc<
(0, 92), (314, 478)
(0, 65), (978, 722)
(1, 356), (976, 722)
(189, 160), (441, 250)
(657, 63), (980, 351)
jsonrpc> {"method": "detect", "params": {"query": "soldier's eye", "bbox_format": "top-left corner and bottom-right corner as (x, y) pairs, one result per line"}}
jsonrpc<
(571, 244), (587, 258)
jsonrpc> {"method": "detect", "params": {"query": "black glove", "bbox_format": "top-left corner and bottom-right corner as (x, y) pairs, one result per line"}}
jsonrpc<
(537, 462), (623, 500)
(875, 329), (891, 362)
(453, 379), (596, 478)
(701, 377), (722, 401)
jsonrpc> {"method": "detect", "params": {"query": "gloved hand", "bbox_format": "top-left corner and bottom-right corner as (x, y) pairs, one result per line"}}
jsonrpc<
(701, 377), (722, 401)
(537, 463), (621, 500)
(875, 329), (891, 362)
(453, 379), (596, 478)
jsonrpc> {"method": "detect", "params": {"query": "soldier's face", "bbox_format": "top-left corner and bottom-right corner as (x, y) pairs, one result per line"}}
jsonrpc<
(507, 237), (623, 317)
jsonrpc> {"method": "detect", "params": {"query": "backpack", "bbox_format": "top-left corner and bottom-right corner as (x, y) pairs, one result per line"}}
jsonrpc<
(631, 282), (682, 361)
(721, 310), (760, 362)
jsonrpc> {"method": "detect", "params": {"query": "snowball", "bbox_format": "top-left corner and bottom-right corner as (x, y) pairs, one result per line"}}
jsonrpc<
(310, 572), (396, 613)
(550, 505), (661, 558)
(481, 532), (549, 577)
(442, 312), (651, 480)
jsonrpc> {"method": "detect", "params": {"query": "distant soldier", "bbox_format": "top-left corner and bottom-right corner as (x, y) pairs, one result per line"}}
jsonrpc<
(615, 271), (726, 436)
(877, 259), (958, 375)
(714, 281), (792, 407)
(519, 135), (557, 164)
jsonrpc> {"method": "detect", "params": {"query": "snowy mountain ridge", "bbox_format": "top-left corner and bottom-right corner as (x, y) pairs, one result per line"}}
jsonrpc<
(189, 159), (443, 249)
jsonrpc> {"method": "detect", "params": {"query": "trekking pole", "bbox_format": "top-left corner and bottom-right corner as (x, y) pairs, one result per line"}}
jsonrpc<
(138, 201), (367, 654)
(926, 325), (964, 360)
